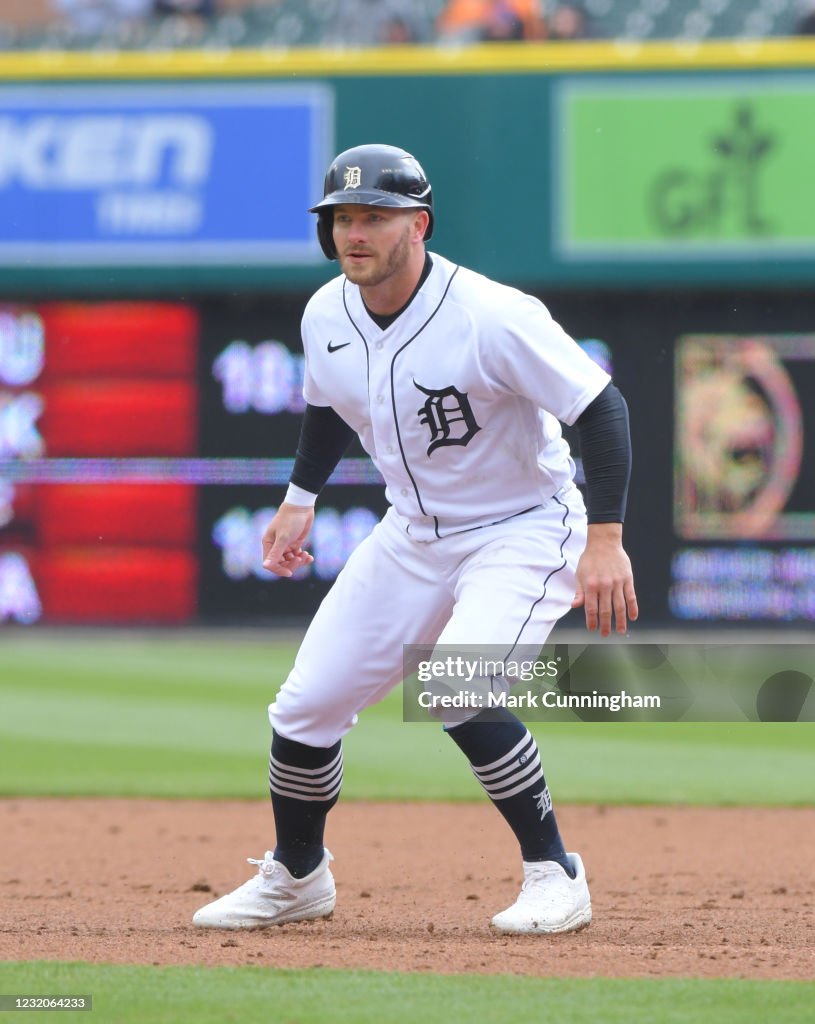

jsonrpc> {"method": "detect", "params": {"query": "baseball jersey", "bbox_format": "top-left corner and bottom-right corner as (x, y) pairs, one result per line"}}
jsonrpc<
(302, 252), (610, 541)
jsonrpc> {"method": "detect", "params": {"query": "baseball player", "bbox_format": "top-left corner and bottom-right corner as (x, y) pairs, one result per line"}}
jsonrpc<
(193, 144), (636, 934)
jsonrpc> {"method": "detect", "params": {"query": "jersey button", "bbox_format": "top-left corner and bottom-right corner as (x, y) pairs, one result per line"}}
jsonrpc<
(376, 341), (384, 351)
(376, 395), (385, 404)
(400, 488), (409, 496)
(386, 445), (394, 454)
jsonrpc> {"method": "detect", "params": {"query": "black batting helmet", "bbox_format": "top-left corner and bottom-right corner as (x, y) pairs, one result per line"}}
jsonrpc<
(309, 143), (434, 260)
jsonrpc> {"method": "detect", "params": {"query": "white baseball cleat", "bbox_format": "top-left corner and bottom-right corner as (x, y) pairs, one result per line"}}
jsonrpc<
(490, 852), (592, 934)
(192, 849), (336, 930)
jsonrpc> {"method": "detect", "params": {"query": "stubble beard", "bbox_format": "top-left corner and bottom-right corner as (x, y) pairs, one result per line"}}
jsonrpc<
(340, 224), (412, 288)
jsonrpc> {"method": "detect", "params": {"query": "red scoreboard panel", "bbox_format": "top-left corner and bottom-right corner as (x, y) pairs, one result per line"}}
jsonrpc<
(0, 303), (198, 623)
(0, 298), (384, 626)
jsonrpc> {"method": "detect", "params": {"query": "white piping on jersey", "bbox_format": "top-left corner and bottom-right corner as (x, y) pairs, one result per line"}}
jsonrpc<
(341, 282), (371, 407)
(389, 265), (460, 539)
(501, 495), (572, 663)
(342, 262), (460, 540)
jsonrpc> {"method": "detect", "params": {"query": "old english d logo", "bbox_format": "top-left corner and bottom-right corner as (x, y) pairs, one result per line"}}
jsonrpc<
(414, 381), (481, 456)
(343, 166), (362, 189)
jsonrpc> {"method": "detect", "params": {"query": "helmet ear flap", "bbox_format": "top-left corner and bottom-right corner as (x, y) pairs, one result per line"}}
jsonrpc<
(316, 211), (337, 260)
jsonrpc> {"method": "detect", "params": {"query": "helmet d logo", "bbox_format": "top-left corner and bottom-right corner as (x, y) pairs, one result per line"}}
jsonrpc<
(343, 166), (362, 190)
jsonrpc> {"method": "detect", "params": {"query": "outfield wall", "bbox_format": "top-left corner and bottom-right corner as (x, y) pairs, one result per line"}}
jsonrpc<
(0, 39), (814, 292)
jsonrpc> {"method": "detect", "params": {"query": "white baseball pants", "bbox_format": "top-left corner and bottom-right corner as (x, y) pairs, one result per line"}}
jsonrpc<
(269, 487), (587, 747)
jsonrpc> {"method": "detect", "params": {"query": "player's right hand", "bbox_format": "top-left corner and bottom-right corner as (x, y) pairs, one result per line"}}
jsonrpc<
(261, 503), (316, 578)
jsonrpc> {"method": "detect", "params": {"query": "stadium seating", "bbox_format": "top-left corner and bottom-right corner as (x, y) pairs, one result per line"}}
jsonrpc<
(0, 0), (808, 51)
(582, 0), (804, 41)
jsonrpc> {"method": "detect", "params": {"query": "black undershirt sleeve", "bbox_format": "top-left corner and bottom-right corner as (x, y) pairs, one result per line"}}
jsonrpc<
(289, 403), (356, 496)
(573, 382), (632, 524)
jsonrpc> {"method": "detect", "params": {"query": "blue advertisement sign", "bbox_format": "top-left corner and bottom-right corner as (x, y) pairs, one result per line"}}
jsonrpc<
(0, 84), (333, 265)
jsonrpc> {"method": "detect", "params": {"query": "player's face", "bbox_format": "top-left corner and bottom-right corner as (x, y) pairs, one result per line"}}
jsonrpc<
(333, 205), (422, 287)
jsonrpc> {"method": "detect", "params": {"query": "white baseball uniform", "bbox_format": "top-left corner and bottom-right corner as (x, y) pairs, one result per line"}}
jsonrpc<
(269, 253), (610, 746)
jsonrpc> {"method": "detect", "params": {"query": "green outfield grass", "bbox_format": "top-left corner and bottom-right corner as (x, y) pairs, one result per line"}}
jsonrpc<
(2, 633), (812, 1022)
(0, 963), (812, 1024)
(1, 633), (813, 804)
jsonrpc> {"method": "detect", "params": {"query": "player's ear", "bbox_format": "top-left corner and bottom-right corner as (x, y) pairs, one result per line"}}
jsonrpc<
(413, 209), (430, 243)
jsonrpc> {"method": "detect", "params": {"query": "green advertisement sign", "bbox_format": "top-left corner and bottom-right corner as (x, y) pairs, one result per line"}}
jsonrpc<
(556, 78), (815, 259)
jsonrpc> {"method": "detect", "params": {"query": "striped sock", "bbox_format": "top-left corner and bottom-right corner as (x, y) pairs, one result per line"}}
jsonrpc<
(446, 708), (573, 875)
(268, 731), (343, 878)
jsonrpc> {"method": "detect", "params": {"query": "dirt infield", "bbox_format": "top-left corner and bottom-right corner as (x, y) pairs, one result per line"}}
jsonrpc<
(2, 799), (812, 980)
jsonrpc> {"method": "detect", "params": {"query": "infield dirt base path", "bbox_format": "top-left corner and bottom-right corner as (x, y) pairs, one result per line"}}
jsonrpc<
(1, 799), (813, 980)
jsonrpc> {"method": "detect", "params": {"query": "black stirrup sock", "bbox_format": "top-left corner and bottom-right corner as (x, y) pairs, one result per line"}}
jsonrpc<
(269, 731), (343, 878)
(446, 707), (574, 876)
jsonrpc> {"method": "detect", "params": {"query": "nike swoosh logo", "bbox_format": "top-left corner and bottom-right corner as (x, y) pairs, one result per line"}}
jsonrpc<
(327, 340), (351, 353)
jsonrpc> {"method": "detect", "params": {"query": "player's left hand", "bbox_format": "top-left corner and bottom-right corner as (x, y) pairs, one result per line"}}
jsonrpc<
(571, 523), (638, 637)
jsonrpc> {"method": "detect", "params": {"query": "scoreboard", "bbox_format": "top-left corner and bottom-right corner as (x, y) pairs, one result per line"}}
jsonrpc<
(0, 300), (386, 625)
(2, 289), (814, 627)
